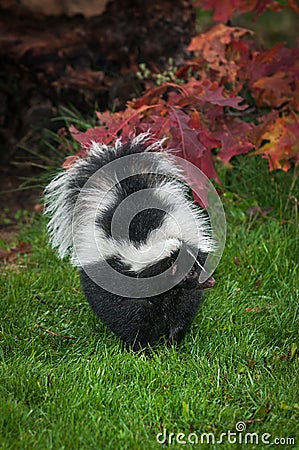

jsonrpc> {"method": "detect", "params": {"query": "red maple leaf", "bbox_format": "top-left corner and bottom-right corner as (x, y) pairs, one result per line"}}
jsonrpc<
(168, 108), (219, 178)
(188, 25), (253, 81)
(70, 105), (159, 150)
(64, 16), (299, 200)
(215, 119), (254, 162)
(193, 0), (284, 21)
(168, 78), (247, 110)
(252, 72), (294, 108)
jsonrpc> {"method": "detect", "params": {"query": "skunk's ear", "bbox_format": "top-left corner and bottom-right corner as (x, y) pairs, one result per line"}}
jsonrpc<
(170, 263), (178, 276)
(166, 253), (178, 276)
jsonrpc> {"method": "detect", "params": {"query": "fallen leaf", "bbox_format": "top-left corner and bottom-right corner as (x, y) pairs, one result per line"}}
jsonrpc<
(0, 241), (32, 263)
(246, 206), (273, 217)
(234, 256), (241, 266)
(34, 203), (44, 212)
(253, 114), (299, 171)
(254, 279), (262, 288)
(245, 307), (262, 312)
(188, 24), (253, 81)
(62, 155), (82, 169)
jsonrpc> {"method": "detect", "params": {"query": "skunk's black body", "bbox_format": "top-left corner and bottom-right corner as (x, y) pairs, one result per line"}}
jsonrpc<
(80, 244), (209, 350)
(45, 134), (215, 351)
(81, 267), (203, 350)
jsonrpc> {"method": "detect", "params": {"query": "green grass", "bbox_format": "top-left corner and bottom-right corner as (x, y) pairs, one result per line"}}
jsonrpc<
(0, 157), (298, 449)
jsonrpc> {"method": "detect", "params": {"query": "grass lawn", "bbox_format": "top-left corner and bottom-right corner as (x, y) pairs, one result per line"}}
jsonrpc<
(0, 156), (298, 449)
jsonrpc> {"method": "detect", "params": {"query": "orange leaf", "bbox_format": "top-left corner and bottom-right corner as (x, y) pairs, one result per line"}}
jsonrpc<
(252, 72), (294, 108)
(62, 155), (81, 169)
(253, 114), (299, 171)
(0, 241), (32, 263)
(188, 25), (253, 81)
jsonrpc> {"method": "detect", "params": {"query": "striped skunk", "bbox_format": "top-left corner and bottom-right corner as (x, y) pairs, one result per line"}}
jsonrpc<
(44, 133), (215, 351)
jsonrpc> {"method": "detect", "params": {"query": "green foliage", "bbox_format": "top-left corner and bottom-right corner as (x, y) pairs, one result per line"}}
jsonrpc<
(137, 59), (185, 86)
(0, 208), (30, 227)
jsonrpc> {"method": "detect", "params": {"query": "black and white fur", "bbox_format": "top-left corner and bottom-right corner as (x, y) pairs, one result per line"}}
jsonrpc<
(44, 134), (215, 351)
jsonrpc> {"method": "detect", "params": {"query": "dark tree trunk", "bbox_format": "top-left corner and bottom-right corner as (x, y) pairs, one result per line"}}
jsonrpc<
(0, 0), (195, 162)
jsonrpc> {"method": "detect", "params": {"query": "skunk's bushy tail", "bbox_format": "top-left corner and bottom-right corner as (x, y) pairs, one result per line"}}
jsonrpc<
(44, 133), (214, 272)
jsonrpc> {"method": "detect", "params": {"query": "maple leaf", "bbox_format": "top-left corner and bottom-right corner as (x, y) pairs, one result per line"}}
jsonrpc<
(248, 43), (299, 84)
(130, 85), (167, 108)
(247, 112), (279, 147)
(136, 111), (172, 140)
(193, 0), (284, 21)
(168, 107), (219, 179)
(252, 72), (294, 108)
(253, 114), (299, 171)
(215, 119), (254, 163)
(168, 107), (220, 206)
(197, 130), (221, 183)
(195, 0), (234, 22)
(182, 78), (247, 110)
(70, 105), (158, 150)
(288, 0), (299, 13)
(66, 19), (299, 194)
(96, 105), (160, 141)
(188, 25), (253, 81)
(169, 108), (204, 160)
(247, 43), (299, 108)
(69, 124), (110, 150)
(61, 154), (82, 169)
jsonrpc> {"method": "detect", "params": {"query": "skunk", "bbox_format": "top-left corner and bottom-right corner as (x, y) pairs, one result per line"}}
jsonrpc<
(44, 133), (215, 351)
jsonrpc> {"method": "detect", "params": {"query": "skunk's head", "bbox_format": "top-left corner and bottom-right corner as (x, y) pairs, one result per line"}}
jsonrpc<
(127, 244), (216, 292)
(44, 133), (215, 298)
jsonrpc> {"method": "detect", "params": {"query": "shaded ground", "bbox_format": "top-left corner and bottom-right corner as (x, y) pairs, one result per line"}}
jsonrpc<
(0, 166), (42, 244)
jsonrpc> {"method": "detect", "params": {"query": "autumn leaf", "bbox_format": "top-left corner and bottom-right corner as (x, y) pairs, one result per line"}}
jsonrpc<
(129, 85), (167, 109)
(193, 0), (285, 21)
(193, 0), (234, 22)
(52, 66), (105, 91)
(65, 19), (299, 195)
(188, 25), (253, 81)
(136, 111), (172, 140)
(252, 72), (294, 108)
(253, 114), (299, 171)
(168, 108), (219, 180)
(167, 108), (218, 206)
(249, 43), (299, 88)
(70, 105), (159, 149)
(61, 154), (82, 169)
(0, 241), (32, 263)
(288, 0), (299, 13)
(169, 108), (203, 158)
(248, 111), (279, 147)
(214, 119), (254, 163)
(172, 78), (247, 110)
(69, 124), (109, 149)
